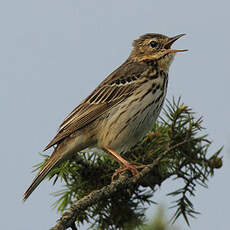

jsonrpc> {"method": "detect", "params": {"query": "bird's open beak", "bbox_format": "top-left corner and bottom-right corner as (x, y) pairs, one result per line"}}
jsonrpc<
(164, 34), (188, 53)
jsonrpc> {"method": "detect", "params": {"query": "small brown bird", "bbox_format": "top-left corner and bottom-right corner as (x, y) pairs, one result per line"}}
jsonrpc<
(23, 33), (187, 201)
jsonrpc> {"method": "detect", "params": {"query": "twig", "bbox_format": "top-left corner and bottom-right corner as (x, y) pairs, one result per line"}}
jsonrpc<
(50, 140), (187, 230)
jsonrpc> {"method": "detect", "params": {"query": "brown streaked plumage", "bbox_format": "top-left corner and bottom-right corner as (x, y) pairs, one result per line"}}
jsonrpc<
(23, 33), (187, 201)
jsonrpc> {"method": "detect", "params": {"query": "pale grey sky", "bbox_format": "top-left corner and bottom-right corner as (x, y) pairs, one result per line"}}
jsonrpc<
(1, 0), (229, 229)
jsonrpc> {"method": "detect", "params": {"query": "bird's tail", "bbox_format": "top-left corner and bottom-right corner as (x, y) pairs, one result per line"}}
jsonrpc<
(23, 149), (63, 202)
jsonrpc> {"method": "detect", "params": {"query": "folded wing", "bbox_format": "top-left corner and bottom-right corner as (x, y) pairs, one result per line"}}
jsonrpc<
(43, 60), (148, 151)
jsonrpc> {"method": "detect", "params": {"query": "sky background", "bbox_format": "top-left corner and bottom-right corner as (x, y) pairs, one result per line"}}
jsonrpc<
(1, 0), (230, 229)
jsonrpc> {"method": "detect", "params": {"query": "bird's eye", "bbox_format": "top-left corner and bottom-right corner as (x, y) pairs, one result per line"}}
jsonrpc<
(149, 40), (158, 48)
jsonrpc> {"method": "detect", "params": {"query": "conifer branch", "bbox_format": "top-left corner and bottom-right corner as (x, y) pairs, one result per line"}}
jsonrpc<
(50, 141), (188, 230)
(33, 98), (222, 230)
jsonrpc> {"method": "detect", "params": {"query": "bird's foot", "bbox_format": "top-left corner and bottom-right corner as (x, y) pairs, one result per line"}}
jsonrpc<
(112, 163), (150, 180)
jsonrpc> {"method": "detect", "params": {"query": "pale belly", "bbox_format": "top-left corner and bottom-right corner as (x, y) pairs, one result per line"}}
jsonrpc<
(97, 76), (168, 153)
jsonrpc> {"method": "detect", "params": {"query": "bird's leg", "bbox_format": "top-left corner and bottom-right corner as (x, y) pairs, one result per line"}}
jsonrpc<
(104, 146), (149, 180)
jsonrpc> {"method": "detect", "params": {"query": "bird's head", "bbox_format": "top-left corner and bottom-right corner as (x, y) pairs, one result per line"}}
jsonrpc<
(129, 33), (187, 71)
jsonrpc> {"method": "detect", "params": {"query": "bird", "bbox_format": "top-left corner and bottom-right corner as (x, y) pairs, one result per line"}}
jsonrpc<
(23, 33), (187, 201)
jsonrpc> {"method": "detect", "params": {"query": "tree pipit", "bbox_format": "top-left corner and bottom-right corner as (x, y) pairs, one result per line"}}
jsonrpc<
(23, 33), (187, 201)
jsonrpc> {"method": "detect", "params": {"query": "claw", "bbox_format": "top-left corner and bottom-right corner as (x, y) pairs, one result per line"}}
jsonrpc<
(103, 146), (151, 180)
(112, 163), (150, 180)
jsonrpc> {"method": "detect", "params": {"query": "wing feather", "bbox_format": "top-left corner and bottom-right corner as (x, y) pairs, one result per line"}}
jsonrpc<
(43, 60), (148, 151)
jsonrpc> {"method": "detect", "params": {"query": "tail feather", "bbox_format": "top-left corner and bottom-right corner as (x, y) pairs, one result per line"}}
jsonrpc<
(23, 153), (62, 202)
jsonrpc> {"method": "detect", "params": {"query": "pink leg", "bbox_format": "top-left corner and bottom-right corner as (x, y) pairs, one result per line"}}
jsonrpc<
(104, 146), (150, 180)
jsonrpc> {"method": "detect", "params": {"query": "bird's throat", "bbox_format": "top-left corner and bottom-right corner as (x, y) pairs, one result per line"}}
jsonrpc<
(157, 53), (175, 72)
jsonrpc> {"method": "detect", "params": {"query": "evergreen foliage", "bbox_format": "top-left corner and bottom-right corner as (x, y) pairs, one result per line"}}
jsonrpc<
(34, 98), (222, 230)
